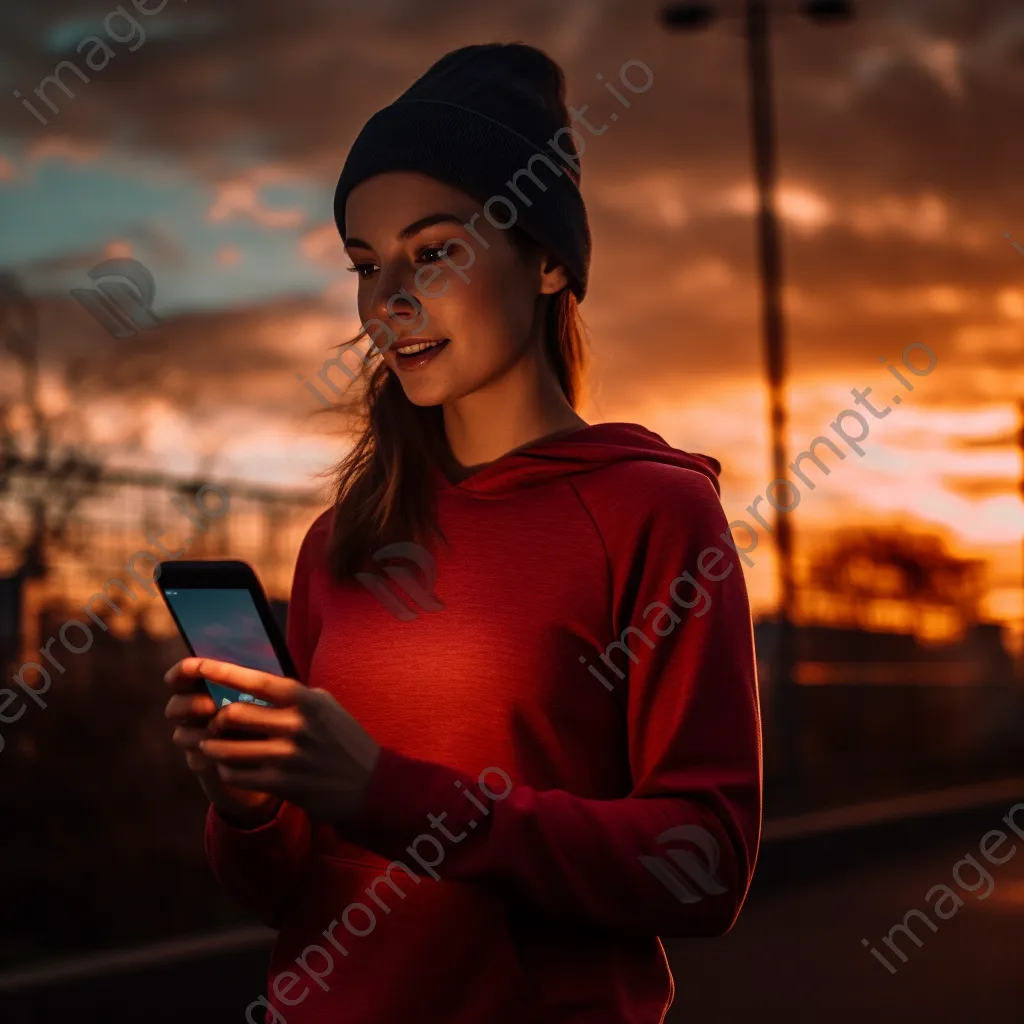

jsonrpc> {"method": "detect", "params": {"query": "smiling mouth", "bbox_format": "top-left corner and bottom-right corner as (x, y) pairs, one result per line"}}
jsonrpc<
(396, 339), (447, 354)
(392, 337), (451, 369)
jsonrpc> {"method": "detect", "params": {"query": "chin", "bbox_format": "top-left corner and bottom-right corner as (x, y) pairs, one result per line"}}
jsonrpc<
(393, 373), (459, 408)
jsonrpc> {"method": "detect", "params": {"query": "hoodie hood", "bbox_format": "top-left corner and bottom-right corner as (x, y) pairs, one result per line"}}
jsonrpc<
(436, 422), (721, 498)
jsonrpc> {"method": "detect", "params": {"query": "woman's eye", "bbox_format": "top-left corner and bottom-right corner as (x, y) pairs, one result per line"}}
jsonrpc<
(345, 246), (444, 279)
(345, 264), (377, 279)
(419, 246), (445, 263)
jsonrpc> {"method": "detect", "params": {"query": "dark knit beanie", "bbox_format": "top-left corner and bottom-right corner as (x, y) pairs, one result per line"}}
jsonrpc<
(333, 42), (591, 301)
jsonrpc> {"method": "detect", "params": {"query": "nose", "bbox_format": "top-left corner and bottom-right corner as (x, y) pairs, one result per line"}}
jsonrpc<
(368, 259), (424, 330)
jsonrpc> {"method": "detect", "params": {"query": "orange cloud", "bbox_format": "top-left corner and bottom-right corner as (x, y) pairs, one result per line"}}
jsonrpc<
(207, 170), (306, 229)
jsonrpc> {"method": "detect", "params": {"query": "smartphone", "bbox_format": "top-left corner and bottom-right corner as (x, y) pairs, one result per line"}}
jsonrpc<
(157, 560), (298, 734)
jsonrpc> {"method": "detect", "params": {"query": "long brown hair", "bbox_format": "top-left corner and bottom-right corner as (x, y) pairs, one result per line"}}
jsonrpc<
(317, 227), (589, 583)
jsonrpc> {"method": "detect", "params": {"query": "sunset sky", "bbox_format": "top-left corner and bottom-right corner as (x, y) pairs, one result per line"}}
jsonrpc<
(1, 0), (1023, 633)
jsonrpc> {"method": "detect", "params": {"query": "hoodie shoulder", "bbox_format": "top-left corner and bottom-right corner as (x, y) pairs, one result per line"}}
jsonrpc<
(598, 454), (721, 491)
(567, 447), (731, 569)
(574, 454), (724, 517)
(293, 505), (335, 577)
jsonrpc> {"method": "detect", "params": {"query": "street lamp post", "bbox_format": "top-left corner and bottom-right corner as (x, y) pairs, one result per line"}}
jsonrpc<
(1018, 399), (1024, 682)
(659, 0), (854, 798)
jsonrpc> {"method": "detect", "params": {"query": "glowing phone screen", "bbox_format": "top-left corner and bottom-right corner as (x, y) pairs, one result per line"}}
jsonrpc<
(163, 588), (280, 708)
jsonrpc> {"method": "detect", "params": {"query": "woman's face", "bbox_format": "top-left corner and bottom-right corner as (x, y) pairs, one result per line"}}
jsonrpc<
(343, 170), (568, 407)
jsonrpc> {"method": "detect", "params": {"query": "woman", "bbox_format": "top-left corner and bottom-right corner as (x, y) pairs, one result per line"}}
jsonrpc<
(165, 41), (762, 1024)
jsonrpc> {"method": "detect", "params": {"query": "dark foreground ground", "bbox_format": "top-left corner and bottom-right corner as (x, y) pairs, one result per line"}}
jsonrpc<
(667, 795), (1024, 1022)
(4, 787), (1024, 1024)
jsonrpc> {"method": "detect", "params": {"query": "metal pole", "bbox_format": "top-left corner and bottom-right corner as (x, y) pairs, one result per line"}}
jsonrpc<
(743, 0), (799, 788)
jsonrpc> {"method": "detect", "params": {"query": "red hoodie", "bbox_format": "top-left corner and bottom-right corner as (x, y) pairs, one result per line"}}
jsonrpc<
(205, 422), (763, 1024)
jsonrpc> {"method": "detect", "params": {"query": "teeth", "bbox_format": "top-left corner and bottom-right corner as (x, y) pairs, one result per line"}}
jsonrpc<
(398, 339), (444, 355)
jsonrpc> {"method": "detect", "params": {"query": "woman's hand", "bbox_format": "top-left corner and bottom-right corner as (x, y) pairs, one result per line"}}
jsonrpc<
(164, 664), (282, 827)
(164, 657), (382, 824)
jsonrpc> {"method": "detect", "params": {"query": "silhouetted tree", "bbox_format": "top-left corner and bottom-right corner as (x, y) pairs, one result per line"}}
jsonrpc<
(804, 526), (986, 637)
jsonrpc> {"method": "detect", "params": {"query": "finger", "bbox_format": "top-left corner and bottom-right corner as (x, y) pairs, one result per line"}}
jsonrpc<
(164, 660), (217, 695)
(209, 703), (304, 738)
(184, 748), (215, 773)
(200, 736), (299, 762)
(172, 724), (211, 750)
(169, 657), (305, 707)
(165, 692), (217, 722)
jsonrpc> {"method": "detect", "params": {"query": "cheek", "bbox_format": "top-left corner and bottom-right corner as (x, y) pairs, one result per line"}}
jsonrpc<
(355, 287), (372, 328)
(455, 306), (533, 375)
(459, 261), (534, 336)
(492, 279), (539, 349)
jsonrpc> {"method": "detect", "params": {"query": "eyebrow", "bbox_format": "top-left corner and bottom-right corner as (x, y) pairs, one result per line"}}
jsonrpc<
(343, 212), (468, 251)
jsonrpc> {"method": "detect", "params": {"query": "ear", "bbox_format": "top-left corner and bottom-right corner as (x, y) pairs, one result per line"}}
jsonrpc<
(538, 252), (570, 296)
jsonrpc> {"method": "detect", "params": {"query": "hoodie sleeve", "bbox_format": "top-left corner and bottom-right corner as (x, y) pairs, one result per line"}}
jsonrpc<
(346, 468), (763, 937)
(202, 514), (328, 928)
